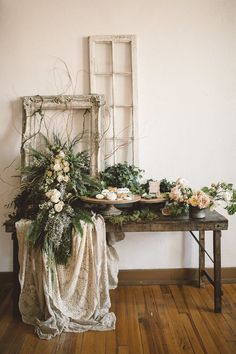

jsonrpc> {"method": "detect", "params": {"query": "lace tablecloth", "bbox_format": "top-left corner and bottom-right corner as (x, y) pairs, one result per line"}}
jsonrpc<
(16, 215), (118, 340)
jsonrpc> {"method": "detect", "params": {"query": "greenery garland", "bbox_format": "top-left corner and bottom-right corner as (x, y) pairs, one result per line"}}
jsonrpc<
(6, 134), (97, 265)
(107, 207), (160, 225)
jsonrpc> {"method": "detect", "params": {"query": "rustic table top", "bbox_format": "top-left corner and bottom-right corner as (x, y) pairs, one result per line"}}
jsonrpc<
(106, 210), (228, 232)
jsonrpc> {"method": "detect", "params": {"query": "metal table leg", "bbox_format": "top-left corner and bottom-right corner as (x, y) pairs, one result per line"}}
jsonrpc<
(213, 230), (222, 313)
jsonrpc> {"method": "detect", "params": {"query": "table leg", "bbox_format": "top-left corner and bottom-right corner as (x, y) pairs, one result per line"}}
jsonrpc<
(199, 230), (205, 287)
(12, 231), (21, 318)
(213, 230), (222, 313)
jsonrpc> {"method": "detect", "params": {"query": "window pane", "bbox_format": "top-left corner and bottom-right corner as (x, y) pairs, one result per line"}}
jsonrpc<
(95, 42), (112, 73)
(115, 139), (133, 164)
(104, 140), (116, 165)
(114, 107), (133, 138)
(103, 107), (114, 138)
(114, 75), (132, 106)
(113, 42), (131, 73)
(95, 75), (113, 106)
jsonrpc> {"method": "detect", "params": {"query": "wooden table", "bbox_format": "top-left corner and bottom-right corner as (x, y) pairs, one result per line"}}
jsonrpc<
(6, 210), (228, 315)
(106, 210), (228, 313)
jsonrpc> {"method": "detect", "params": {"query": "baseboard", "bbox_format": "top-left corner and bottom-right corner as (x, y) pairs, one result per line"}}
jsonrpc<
(1, 268), (236, 287)
(118, 267), (236, 285)
(0, 272), (14, 285)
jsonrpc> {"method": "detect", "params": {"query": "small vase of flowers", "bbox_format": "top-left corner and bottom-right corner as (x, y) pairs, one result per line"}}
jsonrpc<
(161, 178), (236, 218)
(188, 190), (211, 218)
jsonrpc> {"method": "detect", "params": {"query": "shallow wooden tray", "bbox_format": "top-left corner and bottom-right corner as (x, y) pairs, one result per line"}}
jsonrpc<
(79, 195), (141, 216)
(139, 195), (166, 204)
(79, 195), (141, 205)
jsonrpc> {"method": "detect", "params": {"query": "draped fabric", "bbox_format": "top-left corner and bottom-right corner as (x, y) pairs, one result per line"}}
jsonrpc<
(16, 216), (118, 340)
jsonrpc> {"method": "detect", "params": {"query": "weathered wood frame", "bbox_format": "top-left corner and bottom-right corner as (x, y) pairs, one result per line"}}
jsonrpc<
(89, 35), (138, 167)
(22, 95), (105, 176)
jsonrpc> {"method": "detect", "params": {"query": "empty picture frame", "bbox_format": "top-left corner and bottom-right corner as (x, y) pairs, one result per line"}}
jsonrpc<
(22, 95), (105, 176)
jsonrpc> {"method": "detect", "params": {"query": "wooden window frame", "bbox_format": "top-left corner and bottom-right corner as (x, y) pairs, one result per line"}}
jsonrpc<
(89, 34), (138, 167)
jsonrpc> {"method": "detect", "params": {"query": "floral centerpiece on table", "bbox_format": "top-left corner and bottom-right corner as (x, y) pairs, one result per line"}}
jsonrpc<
(161, 178), (236, 217)
(188, 190), (211, 209)
(6, 134), (98, 265)
(202, 182), (236, 215)
(162, 178), (192, 216)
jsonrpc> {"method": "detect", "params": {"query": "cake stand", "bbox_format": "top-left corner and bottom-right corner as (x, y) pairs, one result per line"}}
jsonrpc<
(79, 195), (141, 216)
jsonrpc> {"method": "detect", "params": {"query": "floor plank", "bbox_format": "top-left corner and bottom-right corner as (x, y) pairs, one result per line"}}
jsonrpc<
(1, 284), (236, 354)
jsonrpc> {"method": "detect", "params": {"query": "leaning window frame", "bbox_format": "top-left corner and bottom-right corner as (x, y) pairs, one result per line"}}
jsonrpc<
(89, 34), (138, 167)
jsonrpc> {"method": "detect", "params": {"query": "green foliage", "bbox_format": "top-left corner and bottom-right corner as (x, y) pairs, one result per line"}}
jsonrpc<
(160, 178), (175, 193)
(202, 182), (236, 215)
(108, 208), (159, 225)
(72, 208), (94, 236)
(162, 201), (189, 217)
(5, 134), (96, 265)
(100, 162), (144, 194)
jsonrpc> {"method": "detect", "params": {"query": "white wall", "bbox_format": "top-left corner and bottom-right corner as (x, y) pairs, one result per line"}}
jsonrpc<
(1, 0), (236, 271)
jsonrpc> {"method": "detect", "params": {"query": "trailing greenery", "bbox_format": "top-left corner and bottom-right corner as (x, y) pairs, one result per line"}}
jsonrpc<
(107, 207), (159, 225)
(5, 134), (95, 265)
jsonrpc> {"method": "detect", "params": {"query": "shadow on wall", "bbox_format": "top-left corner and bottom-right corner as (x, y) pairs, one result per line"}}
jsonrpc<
(0, 98), (22, 216)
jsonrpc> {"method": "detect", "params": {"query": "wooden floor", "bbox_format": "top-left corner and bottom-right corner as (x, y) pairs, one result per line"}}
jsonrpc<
(1, 283), (236, 354)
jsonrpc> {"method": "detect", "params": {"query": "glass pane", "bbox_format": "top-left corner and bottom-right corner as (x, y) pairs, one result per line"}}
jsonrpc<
(95, 42), (112, 73)
(113, 42), (131, 73)
(115, 139), (133, 164)
(103, 107), (114, 139)
(95, 75), (113, 106)
(114, 75), (132, 106)
(114, 107), (133, 138)
(104, 140), (116, 166)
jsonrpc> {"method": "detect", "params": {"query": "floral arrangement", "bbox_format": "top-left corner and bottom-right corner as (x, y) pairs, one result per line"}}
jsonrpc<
(202, 182), (236, 215)
(162, 178), (192, 216)
(188, 190), (211, 209)
(6, 134), (98, 265)
(161, 178), (236, 217)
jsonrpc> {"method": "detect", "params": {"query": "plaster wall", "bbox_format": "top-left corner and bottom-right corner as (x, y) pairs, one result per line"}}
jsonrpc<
(0, 0), (236, 271)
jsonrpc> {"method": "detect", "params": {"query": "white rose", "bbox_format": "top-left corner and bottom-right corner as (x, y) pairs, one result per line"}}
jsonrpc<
(222, 191), (232, 203)
(54, 163), (62, 171)
(63, 175), (70, 182)
(210, 200), (222, 211)
(57, 174), (64, 182)
(63, 161), (69, 167)
(50, 189), (61, 203)
(51, 195), (60, 203)
(63, 166), (70, 173)
(176, 178), (189, 187)
(52, 189), (61, 196)
(54, 201), (64, 212)
(102, 189), (109, 196)
(54, 159), (61, 165)
(46, 190), (53, 198)
(58, 151), (65, 158)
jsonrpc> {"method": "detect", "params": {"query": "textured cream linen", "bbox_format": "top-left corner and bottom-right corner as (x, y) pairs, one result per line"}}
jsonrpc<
(16, 215), (118, 340)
